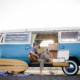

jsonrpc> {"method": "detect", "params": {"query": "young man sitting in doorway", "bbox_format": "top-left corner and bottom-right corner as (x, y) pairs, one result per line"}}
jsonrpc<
(28, 42), (53, 75)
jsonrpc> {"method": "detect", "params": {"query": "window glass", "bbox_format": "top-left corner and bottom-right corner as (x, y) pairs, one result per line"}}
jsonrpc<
(5, 33), (30, 43)
(61, 32), (78, 42)
(78, 32), (80, 41)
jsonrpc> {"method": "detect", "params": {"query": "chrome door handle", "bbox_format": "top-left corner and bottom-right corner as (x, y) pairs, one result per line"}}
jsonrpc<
(25, 47), (30, 49)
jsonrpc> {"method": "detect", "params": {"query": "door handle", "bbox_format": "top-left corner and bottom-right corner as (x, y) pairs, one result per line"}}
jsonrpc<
(59, 46), (65, 49)
(25, 45), (30, 50)
(25, 47), (30, 50)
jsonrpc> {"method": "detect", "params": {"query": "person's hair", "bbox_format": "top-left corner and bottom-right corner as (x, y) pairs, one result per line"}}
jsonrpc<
(33, 42), (38, 46)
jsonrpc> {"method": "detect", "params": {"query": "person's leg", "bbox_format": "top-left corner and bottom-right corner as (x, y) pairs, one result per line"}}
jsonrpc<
(37, 59), (44, 75)
(39, 53), (48, 62)
(40, 52), (52, 62)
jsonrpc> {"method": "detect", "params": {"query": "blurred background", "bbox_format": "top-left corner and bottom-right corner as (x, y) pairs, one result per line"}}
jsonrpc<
(0, 0), (80, 31)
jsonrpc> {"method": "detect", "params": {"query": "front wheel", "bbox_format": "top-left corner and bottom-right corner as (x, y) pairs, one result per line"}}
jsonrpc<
(62, 60), (79, 76)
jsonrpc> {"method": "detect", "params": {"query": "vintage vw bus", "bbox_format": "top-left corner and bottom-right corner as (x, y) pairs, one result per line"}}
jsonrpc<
(0, 27), (80, 75)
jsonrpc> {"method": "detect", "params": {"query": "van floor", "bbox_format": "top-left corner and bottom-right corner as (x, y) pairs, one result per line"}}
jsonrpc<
(29, 62), (53, 67)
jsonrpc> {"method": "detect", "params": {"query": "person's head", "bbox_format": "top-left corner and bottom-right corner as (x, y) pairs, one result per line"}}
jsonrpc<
(33, 42), (39, 49)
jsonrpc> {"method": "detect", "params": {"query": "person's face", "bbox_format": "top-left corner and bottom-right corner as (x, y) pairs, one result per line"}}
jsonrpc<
(34, 44), (39, 49)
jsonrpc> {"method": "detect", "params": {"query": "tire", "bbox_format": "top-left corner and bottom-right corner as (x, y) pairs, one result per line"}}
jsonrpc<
(62, 60), (79, 76)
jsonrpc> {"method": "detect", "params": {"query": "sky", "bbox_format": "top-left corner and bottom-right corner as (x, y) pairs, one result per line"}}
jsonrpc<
(0, 0), (80, 31)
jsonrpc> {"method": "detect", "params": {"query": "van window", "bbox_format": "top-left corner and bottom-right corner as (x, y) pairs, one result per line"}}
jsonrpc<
(5, 33), (30, 43)
(61, 32), (78, 42)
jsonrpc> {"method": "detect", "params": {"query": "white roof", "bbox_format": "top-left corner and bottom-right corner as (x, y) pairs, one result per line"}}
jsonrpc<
(0, 29), (26, 34)
(27, 27), (80, 33)
(0, 27), (80, 34)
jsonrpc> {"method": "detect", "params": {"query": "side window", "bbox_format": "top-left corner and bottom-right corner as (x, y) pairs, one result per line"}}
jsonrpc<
(78, 32), (80, 41)
(61, 32), (78, 42)
(4, 33), (31, 43)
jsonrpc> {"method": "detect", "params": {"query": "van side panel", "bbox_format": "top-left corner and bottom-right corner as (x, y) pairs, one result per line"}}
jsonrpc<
(1, 44), (31, 64)
(58, 43), (80, 62)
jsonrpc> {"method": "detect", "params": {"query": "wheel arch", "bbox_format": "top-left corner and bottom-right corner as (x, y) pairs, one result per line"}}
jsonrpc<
(69, 56), (80, 65)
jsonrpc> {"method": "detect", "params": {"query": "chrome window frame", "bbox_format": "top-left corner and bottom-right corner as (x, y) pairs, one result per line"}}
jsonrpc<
(58, 31), (80, 43)
(3, 32), (31, 44)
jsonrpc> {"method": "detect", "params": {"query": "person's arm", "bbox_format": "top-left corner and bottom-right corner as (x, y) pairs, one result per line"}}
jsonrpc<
(30, 51), (39, 58)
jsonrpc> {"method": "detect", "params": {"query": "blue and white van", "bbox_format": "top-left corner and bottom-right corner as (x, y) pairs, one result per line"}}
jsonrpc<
(0, 27), (80, 75)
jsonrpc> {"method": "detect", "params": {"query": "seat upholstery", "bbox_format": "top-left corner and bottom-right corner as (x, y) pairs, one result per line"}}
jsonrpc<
(30, 61), (52, 64)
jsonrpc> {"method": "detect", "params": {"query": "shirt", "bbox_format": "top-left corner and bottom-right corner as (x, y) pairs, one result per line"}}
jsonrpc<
(28, 47), (36, 56)
(30, 47), (36, 53)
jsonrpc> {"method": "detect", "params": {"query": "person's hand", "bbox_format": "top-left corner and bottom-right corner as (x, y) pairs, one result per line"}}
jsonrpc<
(40, 51), (44, 54)
(40, 52), (43, 54)
(36, 55), (39, 58)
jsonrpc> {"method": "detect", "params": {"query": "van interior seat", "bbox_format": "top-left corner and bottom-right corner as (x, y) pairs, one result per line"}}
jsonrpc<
(30, 61), (52, 64)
